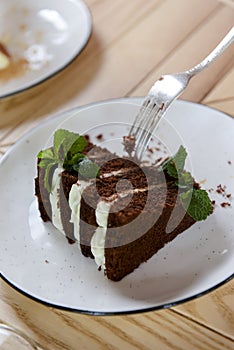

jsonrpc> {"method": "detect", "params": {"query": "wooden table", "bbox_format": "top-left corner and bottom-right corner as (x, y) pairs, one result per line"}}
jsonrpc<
(0, 1), (233, 349)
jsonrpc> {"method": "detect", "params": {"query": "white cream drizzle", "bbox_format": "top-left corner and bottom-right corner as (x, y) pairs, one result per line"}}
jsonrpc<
(91, 201), (112, 268)
(49, 166), (65, 234)
(69, 180), (90, 242)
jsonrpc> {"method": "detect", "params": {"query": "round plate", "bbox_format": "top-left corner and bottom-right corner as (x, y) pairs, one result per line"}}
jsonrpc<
(0, 0), (92, 98)
(0, 98), (233, 315)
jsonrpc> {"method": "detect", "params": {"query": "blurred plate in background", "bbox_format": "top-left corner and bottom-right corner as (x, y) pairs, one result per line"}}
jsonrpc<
(0, 0), (92, 98)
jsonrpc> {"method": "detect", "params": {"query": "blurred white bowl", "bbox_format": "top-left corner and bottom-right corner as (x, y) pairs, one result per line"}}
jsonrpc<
(0, 0), (92, 98)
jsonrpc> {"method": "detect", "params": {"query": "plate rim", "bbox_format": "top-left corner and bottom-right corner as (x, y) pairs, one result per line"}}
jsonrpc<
(0, 0), (92, 99)
(0, 98), (234, 316)
(1, 273), (233, 316)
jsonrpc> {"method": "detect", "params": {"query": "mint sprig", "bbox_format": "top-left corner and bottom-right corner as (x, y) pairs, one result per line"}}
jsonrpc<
(180, 189), (212, 221)
(162, 145), (187, 178)
(161, 145), (212, 221)
(38, 129), (100, 192)
(53, 129), (87, 161)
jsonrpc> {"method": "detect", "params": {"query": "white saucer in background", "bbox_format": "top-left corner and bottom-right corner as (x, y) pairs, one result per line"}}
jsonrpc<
(0, 0), (92, 98)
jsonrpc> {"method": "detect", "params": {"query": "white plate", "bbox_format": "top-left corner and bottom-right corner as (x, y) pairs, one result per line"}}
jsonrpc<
(0, 0), (92, 98)
(0, 98), (233, 315)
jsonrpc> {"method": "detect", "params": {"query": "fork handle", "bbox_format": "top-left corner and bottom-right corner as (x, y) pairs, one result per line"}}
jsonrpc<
(187, 26), (234, 76)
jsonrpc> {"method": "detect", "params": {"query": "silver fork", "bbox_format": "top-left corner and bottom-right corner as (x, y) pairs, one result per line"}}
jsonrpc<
(129, 26), (234, 160)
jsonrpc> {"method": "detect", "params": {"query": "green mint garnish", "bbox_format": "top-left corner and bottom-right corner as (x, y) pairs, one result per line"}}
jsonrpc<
(161, 145), (212, 221)
(176, 171), (194, 189)
(62, 153), (85, 172)
(53, 129), (87, 161)
(37, 129), (100, 192)
(162, 145), (187, 178)
(180, 189), (212, 221)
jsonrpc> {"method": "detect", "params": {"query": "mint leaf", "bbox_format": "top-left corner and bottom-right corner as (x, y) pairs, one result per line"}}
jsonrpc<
(162, 145), (187, 178)
(54, 129), (87, 161)
(37, 129), (99, 191)
(74, 158), (100, 179)
(38, 158), (55, 169)
(53, 129), (75, 158)
(161, 145), (212, 221)
(67, 136), (87, 157)
(63, 153), (85, 171)
(176, 171), (194, 189)
(37, 149), (54, 160)
(180, 189), (212, 221)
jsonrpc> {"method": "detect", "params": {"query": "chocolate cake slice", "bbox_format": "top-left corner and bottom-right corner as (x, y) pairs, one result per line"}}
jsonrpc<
(35, 129), (213, 281)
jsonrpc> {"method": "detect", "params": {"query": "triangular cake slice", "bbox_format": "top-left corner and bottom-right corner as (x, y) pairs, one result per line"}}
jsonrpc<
(35, 129), (213, 281)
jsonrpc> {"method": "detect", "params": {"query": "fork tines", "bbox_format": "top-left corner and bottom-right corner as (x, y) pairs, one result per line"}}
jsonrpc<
(129, 99), (165, 160)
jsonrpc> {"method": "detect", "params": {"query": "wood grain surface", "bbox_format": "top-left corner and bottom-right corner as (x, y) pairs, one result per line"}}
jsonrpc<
(0, 0), (233, 349)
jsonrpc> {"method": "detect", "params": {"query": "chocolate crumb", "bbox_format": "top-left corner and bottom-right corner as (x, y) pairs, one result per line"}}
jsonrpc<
(221, 202), (231, 208)
(147, 147), (154, 154)
(216, 184), (225, 194)
(45, 259), (49, 264)
(96, 134), (103, 140)
(216, 184), (232, 202)
(228, 160), (232, 165)
(98, 265), (102, 271)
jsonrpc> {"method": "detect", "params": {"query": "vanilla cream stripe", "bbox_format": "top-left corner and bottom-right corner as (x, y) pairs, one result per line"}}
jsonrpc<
(98, 183), (164, 204)
(49, 166), (65, 235)
(69, 181), (90, 242)
(48, 167), (90, 241)
(99, 162), (165, 179)
(91, 201), (112, 268)
(100, 168), (135, 179)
